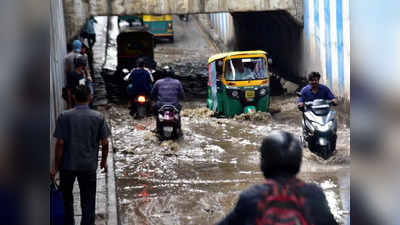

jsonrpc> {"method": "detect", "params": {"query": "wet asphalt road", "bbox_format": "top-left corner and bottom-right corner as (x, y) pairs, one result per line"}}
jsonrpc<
(93, 16), (350, 225)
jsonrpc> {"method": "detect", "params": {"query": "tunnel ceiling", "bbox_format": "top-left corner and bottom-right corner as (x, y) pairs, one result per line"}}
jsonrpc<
(232, 11), (303, 82)
(63, 0), (303, 41)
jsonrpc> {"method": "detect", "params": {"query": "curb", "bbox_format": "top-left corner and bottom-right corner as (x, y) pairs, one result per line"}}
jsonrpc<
(104, 110), (119, 225)
(106, 141), (119, 225)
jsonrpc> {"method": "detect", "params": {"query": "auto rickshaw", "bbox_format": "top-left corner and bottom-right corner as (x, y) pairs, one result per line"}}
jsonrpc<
(142, 15), (174, 42)
(207, 51), (270, 117)
(116, 26), (156, 73)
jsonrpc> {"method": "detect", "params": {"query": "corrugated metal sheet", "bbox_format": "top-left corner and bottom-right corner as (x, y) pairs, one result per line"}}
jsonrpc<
(50, 0), (67, 166)
(304, 0), (350, 100)
(209, 12), (234, 44)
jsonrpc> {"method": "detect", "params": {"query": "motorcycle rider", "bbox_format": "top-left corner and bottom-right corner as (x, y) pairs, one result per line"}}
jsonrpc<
(297, 72), (338, 109)
(126, 58), (153, 113)
(151, 66), (184, 130)
(216, 131), (338, 225)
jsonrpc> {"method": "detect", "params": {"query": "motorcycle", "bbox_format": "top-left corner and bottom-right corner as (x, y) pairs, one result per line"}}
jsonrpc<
(123, 68), (151, 119)
(156, 105), (182, 140)
(297, 94), (337, 159)
(131, 94), (151, 119)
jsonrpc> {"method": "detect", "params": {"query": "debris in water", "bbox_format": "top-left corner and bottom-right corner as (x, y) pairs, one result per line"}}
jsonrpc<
(160, 140), (180, 151)
(269, 105), (282, 114)
(144, 131), (159, 143)
(181, 107), (215, 118)
(234, 112), (272, 121)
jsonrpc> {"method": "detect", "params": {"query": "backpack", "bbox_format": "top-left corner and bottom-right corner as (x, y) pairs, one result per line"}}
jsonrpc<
(256, 178), (313, 225)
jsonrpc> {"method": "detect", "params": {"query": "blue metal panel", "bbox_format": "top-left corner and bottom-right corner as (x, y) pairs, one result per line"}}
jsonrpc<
(336, 0), (345, 96)
(324, 0), (332, 88)
(304, 0), (310, 37)
(314, 0), (320, 45)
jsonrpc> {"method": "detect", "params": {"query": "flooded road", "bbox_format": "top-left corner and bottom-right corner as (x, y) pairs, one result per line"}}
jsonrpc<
(93, 16), (350, 225)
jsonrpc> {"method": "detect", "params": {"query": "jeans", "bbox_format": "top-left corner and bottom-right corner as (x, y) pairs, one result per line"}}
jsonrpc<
(60, 170), (97, 225)
(87, 81), (94, 108)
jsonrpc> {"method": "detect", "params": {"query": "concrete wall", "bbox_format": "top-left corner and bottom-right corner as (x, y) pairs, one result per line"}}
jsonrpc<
(50, 0), (67, 166)
(303, 0), (350, 101)
(63, 0), (302, 41)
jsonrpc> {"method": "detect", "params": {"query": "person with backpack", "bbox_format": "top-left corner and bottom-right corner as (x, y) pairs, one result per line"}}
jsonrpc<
(216, 130), (338, 225)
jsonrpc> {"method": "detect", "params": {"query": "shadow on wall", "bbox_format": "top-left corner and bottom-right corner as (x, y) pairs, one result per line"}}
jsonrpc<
(232, 11), (303, 82)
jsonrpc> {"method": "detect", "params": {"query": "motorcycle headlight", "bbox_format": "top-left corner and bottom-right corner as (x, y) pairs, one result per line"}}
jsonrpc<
(231, 90), (239, 98)
(259, 88), (267, 96)
(312, 121), (333, 132)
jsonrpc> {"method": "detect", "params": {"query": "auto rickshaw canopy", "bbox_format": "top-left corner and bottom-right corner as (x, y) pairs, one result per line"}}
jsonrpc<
(208, 50), (267, 64)
(143, 15), (173, 22)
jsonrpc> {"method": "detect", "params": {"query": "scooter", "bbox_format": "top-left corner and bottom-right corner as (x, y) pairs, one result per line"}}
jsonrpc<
(131, 93), (150, 119)
(122, 69), (151, 119)
(297, 94), (338, 159)
(156, 105), (182, 140)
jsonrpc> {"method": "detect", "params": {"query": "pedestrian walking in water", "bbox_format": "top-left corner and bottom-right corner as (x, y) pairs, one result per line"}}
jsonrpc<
(216, 130), (338, 225)
(51, 85), (110, 225)
(81, 16), (97, 50)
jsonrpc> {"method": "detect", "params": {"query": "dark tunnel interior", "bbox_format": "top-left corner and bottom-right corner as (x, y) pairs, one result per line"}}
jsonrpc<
(232, 11), (303, 83)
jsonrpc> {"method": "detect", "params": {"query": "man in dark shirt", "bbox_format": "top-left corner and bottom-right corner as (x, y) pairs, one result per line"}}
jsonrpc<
(66, 55), (87, 109)
(216, 131), (338, 225)
(127, 58), (153, 97)
(297, 72), (338, 108)
(151, 66), (184, 110)
(51, 85), (110, 225)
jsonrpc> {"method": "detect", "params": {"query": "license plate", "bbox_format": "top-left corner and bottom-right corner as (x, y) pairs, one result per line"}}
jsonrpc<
(163, 126), (173, 132)
(245, 91), (255, 98)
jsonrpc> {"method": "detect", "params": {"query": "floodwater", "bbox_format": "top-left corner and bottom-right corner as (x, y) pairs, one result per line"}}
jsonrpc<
(93, 16), (350, 225)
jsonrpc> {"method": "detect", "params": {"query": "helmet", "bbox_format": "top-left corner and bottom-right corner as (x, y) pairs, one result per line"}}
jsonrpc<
(74, 55), (87, 67)
(72, 40), (82, 52)
(162, 65), (174, 77)
(260, 131), (302, 178)
(136, 57), (145, 67)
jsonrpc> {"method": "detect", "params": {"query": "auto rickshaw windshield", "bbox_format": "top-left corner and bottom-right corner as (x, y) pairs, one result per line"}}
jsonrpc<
(225, 57), (267, 81)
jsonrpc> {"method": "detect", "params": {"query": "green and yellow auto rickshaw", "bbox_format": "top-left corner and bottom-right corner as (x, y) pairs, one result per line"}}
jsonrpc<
(207, 51), (270, 117)
(143, 15), (174, 42)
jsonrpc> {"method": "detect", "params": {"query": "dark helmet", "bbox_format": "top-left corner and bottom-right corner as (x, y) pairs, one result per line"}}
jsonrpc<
(74, 55), (87, 67)
(162, 65), (174, 77)
(136, 57), (145, 67)
(260, 131), (302, 178)
(308, 71), (321, 81)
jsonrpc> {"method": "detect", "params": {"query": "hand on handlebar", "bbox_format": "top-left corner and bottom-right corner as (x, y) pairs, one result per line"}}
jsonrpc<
(332, 98), (338, 106)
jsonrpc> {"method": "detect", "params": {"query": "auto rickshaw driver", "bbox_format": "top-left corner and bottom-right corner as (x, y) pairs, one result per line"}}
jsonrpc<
(226, 59), (256, 80)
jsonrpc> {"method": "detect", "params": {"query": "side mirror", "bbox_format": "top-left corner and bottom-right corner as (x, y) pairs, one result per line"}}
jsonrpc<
(268, 58), (273, 65)
(122, 68), (129, 74)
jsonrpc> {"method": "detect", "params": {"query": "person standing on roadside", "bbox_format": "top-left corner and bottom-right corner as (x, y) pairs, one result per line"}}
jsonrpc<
(51, 85), (110, 225)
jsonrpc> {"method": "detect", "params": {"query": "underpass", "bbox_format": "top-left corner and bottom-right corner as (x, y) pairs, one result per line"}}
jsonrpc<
(89, 15), (350, 224)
